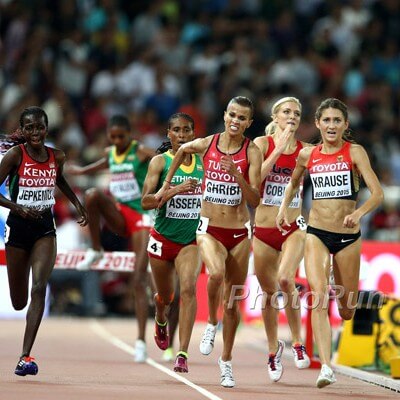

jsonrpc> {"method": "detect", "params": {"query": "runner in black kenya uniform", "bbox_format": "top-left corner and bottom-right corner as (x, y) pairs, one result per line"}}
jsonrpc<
(0, 106), (87, 377)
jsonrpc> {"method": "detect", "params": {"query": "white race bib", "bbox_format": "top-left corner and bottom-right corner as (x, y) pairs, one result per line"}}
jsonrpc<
(109, 172), (140, 201)
(203, 179), (242, 206)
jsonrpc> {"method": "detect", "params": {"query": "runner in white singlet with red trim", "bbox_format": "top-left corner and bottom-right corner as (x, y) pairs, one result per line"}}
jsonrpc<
(156, 96), (262, 388)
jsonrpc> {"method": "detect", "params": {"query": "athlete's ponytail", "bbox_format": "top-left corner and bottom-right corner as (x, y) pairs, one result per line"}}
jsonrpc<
(156, 140), (172, 154)
(0, 130), (25, 154)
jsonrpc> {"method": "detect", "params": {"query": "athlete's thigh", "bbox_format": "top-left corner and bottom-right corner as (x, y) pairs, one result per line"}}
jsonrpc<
(196, 233), (228, 275)
(332, 239), (361, 306)
(253, 236), (280, 290)
(6, 246), (31, 297)
(280, 229), (306, 279)
(30, 235), (57, 284)
(304, 234), (331, 292)
(175, 245), (201, 288)
(131, 229), (150, 271)
(149, 257), (175, 295)
(96, 193), (126, 236)
(226, 238), (251, 285)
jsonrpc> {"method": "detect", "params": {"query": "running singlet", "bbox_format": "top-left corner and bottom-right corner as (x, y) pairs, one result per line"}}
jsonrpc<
(154, 151), (203, 244)
(8, 144), (57, 211)
(307, 141), (359, 201)
(261, 136), (304, 208)
(202, 133), (250, 206)
(108, 140), (149, 214)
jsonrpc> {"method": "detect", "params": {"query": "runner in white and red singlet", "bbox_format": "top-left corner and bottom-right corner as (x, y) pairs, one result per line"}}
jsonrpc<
(253, 97), (312, 383)
(156, 96), (262, 388)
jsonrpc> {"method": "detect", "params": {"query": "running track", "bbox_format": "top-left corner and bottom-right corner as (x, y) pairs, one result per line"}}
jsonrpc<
(1, 318), (398, 400)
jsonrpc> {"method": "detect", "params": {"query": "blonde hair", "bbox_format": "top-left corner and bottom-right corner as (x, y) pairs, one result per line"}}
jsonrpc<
(265, 96), (302, 136)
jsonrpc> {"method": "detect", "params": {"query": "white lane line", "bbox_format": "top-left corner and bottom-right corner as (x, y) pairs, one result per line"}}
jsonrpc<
(90, 320), (224, 400)
(333, 364), (400, 393)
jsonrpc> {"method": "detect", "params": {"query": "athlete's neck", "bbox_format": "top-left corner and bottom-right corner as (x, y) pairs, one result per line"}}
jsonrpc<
(220, 132), (244, 155)
(321, 139), (345, 154)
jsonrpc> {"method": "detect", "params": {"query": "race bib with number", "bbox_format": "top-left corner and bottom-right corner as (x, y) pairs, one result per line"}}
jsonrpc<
(147, 235), (162, 256)
(109, 172), (141, 201)
(203, 179), (242, 206)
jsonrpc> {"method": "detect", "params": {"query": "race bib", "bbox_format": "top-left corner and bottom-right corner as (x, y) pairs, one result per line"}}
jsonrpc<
(109, 172), (140, 201)
(262, 182), (302, 208)
(203, 179), (242, 206)
(147, 235), (162, 257)
(196, 216), (209, 235)
(166, 194), (202, 219)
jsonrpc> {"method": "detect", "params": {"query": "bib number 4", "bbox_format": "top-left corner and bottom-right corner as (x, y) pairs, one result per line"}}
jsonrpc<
(147, 235), (162, 256)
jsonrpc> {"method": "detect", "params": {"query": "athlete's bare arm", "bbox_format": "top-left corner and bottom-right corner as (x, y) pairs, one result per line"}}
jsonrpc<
(276, 147), (312, 231)
(0, 147), (28, 214)
(0, 147), (41, 219)
(155, 137), (212, 202)
(54, 149), (88, 226)
(0, 147), (20, 186)
(142, 155), (198, 210)
(67, 147), (110, 175)
(344, 144), (384, 228)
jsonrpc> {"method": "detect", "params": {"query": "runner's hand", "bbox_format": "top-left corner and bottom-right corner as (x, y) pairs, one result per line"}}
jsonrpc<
(76, 204), (89, 226)
(220, 155), (239, 177)
(176, 178), (198, 193)
(276, 209), (291, 235)
(275, 123), (296, 154)
(155, 182), (170, 208)
(343, 210), (361, 229)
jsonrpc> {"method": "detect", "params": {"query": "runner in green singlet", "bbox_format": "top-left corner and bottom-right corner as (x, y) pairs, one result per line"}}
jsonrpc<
(141, 113), (203, 373)
(68, 114), (155, 363)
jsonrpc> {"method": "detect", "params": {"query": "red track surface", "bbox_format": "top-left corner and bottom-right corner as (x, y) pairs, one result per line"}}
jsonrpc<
(0, 318), (397, 400)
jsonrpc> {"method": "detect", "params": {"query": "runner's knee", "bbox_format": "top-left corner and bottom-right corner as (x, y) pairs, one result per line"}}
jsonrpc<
(208, 272), (224, 286)
(84, 188), (101, 206)
(30, 282), (47, 300)
(11, 297), (28, 310)
(223, 298), (238, 313)
(179, 285), (196, 301)
(155, 292), (174, 307)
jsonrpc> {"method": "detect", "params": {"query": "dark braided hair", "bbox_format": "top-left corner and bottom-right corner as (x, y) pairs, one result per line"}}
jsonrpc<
(156, 112), (195, 154)
(1, 106), (48, 154)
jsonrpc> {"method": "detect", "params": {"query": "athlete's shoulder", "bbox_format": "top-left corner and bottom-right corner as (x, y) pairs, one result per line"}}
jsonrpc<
(299, 145), (315, 156)
(349, 142), (368, 160)
(253, 135), (269, 152)
(299, 140), (313, 148)
(46, 146), (65, 165)
(298, 145), (315, 165)
(148, 153), (166, 170)
(248, 138), (262, 151)
(1, 144), (22, 166)
(348, 142), (364, 151)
